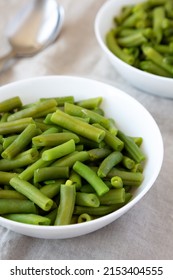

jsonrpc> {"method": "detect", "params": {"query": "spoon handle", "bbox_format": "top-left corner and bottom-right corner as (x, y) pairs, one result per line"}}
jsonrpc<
(0, 49), (16, 72)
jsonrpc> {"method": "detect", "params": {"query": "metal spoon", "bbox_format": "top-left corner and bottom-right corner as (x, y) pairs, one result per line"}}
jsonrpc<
(0, 0), (64, 71)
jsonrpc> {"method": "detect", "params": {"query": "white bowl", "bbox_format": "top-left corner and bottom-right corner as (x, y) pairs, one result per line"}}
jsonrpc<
(0, 75), (163, 239)
(95, 0), (173, 98)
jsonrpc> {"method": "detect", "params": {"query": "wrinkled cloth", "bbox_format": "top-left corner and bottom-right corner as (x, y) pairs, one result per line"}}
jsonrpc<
(0, 0), (172, 260)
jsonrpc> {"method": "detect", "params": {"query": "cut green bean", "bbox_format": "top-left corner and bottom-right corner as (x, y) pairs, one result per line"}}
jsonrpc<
(76, 97), (102, 109)
(40, 179), (65, 198)
(78, 213), (93, 223)
(0, 199), (37, 215)
(107, 168), (144, 187)
(69, 170), (82, 190)
(0, 96), (22, 113)
(75, 192), (100, 207)
(111, 176), (123, 188)
(142, 45), (173, 75)
(139, 60), (173, 77)
(93, 123), (124, 151)
(54, 180), (76, 225)
(32, 132), (79, 147)
(64, 102), (110, 129)
(51, 109), (106, 143)
(7, 99), (57, 122)
(0, 117), (34, 135)
(118, 130), (145, 163)
(0, 148), (39, 171)
(40, 96), (74, 106)
(97, 151), (123, 178)
(10, 176), (54, 211)
(1, 124), (39, 160)
(52, 151), (89, 167)
(0, 190), (27, 200)
(106, 30), (135, 65)
(34, 166), (69, 183)
(3, 213), (51, 225)
(42, 139), (75, 161)
(74, 204), (123, 216)
(0, 171), (17, 185)
(122, 156), (135, 170)
(99, 188), (125, 205)
(88, 148), (112, 161)
(73, 161), (109, 196)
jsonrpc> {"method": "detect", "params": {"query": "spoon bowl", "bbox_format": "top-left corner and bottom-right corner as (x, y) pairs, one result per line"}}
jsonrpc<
(0, 0), (64, 70)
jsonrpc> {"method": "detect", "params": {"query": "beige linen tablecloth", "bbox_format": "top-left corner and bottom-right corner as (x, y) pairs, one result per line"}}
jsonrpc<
(0, 0), (172, 260)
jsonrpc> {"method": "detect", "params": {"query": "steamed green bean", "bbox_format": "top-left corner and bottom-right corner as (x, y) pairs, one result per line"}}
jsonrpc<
(0, 94), (146, 227)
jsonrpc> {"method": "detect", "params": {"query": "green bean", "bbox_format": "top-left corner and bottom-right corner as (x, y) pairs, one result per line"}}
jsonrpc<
(0, 96), (22, 113)
(45, 208), (57, 225)
(10, 176), (54, 211)
(40, 96), (74, 106)
(0, 190), (27, 200)
(41, 139), (75, 161)
(107, 118), (118, 136)
(64, 102), (110, 129)
(106, 0), (173, 77)
(0, 199), (37, 215)
(114, 5), (133, 25)
(0, 148), (39, 171)
(75, 192), (100, 207)
(122, 156), (135, 170)
(106, 30), (135, 65)
(131, 137), (143, 147)
(117, 32), (147, 47)
(93, 123), (124, 151)
(131, 163), (144, 173)
(80, 184), (95, 193)
(54, 180), (76, 225)
(7, 99), (57, 122)
(107, 168), (144, 187)
(0, 171), (17, 185)
(121, 10), (145, 27)
(139, 60), (173, 77)
(51, 109), (106, 143)
(77, 213), (93, 223)
(3, 213), (51, 225)
(40, 179), (65, 198)
(34, 166), (69, 184)
(78, 135), (105, 149)
(52, 151), (89, 167)
(0, 117), (34, 135)
(88, 148), (112, 161)
(142, 45), (173, 75)
(118, 130), (145, 163)
(32, 132), (79, 147)
(76, 97), (102, 109)
(1, 123), (39, 160)
(97, 151), (123, 178)
(2, 135), (18, 149)
(73, 161), (109, 196)
(153, 6), (165, 43)
(0, 113), (10, 123)
(99, 188), (125, 205)
(19, 156), (53, 181)
(111, 176), (123, 188)
(69, 170), (82, 190)
(74, 204), (123, 216)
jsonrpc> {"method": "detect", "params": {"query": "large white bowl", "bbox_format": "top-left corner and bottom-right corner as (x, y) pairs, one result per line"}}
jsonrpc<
(95, 0), (173, 98)
(0, 76), (163, 239)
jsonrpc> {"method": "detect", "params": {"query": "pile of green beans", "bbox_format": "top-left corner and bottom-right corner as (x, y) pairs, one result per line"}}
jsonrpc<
(0, 95), (146, 226)
(106, 0), (173, 77)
